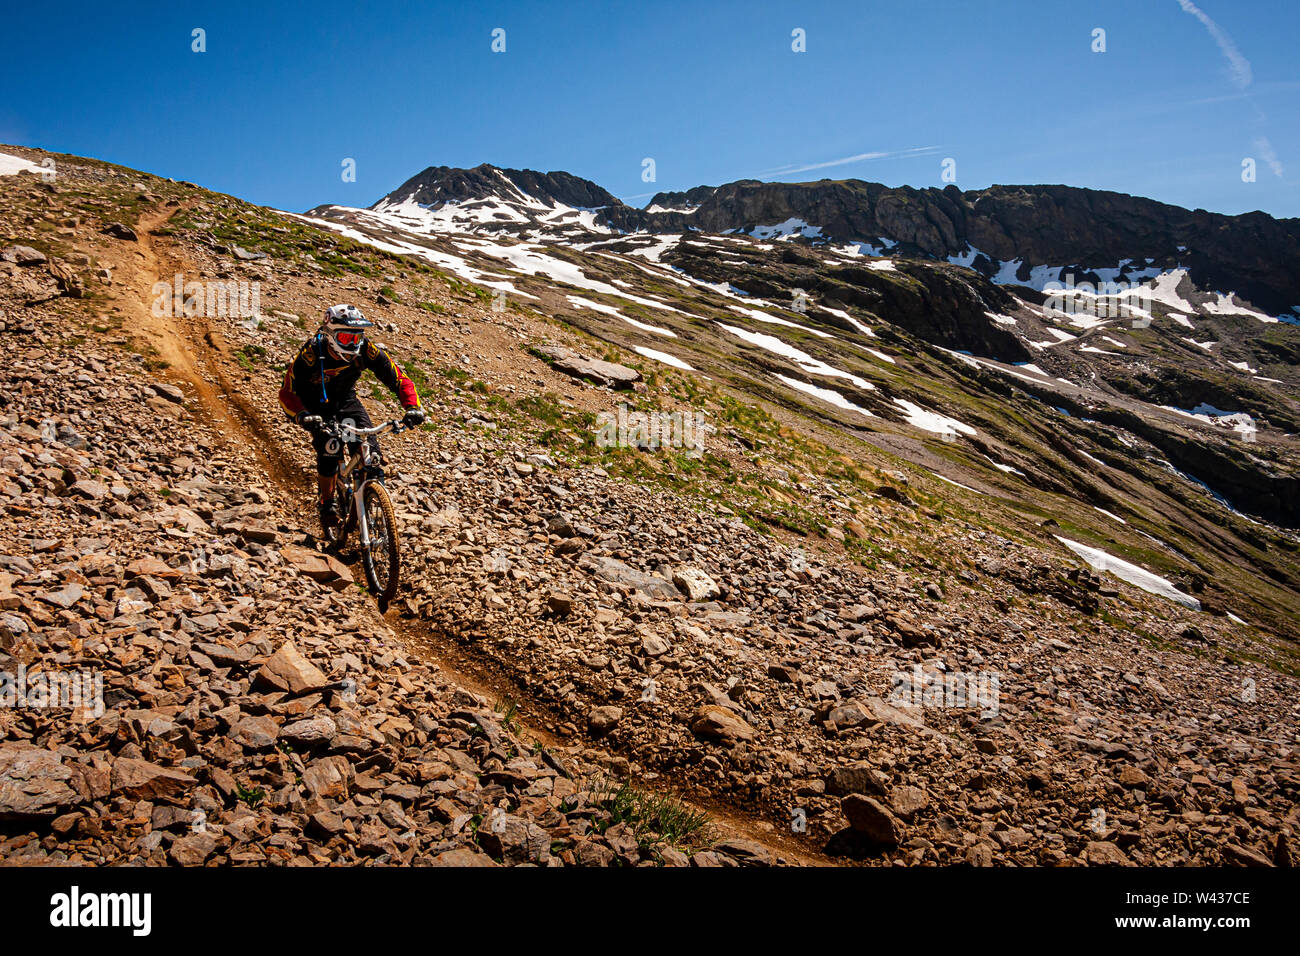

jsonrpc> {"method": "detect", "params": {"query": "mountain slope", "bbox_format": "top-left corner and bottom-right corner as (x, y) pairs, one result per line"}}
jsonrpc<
(3, 144), (1298, 869)
(303, 162), (1300, 635)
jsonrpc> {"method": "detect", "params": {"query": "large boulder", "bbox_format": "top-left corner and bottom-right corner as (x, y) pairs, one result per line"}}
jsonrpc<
(0, 745), (82, 820)
(841, 794), (902, 846)
(672, 566), (720, 601)
(824, 762), (888, 797)
(280, 545), (352, 590)
(1, 245), (47, 267)
(689, 705), (754, 744)
(256, 640), (330, 694)
(533, 344), (641, 390)
(587, 706), (623, 737)
(476, 813), (552, 864)
(101, 222), (138, 241)
(579, 555), (681, 601)
(110, 758), (197, 800)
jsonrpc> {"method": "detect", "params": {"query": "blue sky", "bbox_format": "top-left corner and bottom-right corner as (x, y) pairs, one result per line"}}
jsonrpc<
(2, 0), (1297, 217)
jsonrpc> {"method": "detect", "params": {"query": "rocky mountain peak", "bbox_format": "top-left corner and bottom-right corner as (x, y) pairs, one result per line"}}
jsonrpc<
(372, 163), (624, 213)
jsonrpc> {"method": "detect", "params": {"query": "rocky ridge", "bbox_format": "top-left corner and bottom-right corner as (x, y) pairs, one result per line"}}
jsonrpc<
(353, 164), (1300, 315)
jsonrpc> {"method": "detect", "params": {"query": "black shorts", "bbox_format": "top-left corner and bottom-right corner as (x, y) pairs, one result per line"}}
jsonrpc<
(310, 395), (381, 476)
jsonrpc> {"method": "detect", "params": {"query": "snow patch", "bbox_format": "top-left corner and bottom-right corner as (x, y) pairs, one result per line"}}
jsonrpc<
(893, 399), (976, 438)
(775, 374), (874, 417)
(728, 305), (834, 338)
(717, 323), (874, 390)
(1203, 293), (1278, 323)
(626, 235), (680, 263)
(1162, 402), (1257, 438)
(1093, 507), (1127, 525)
(1056, 537), (1200, 610)
(1144, 271), (1196, 313)
(567, 295), (676, 337)
(932, 473), (982, 493)
(749, 218), (822, 241)
(859, 346), (896, 365)
(820, 305), (876, 336)
(295, 215), (537, 299)
(0, 152), (45, 177)
(633, 345), (693, 370)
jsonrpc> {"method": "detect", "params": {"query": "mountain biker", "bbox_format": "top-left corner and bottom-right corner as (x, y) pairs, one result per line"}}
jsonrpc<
(278, 304), (424, 535)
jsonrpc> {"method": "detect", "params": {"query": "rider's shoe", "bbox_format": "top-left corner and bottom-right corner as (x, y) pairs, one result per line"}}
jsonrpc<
(318, 498), (339, 537)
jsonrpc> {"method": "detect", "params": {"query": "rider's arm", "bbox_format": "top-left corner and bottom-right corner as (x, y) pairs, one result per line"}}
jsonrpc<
(278, 346), (311, 419)
(363, 341), (421, 410)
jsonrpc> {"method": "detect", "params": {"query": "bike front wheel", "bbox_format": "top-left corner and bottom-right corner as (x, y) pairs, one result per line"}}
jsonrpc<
(326, 481), (353, 552)
(362, 481), (400, 609)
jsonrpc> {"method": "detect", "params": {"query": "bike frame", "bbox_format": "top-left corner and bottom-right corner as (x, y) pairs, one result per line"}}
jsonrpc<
(326, 418), (405, 556)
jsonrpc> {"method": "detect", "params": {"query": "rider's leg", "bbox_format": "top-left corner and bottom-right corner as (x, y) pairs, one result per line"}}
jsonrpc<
(312, 430), (341, 501)
(312, 431), (342, 535)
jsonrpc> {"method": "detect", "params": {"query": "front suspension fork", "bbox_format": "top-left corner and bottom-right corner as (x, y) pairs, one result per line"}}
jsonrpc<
(354, 479), (374, 575)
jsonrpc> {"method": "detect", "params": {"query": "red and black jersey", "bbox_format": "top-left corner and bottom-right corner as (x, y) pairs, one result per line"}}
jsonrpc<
(278, 335), (420, 417)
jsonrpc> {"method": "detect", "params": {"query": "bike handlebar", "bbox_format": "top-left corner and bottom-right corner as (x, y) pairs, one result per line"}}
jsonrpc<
(309, 417), (413, 439)
(342, 419), (405, 437)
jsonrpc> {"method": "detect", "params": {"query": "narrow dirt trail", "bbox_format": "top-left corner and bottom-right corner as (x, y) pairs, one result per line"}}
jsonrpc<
(125, 206), (220, 405)
(118, 204), (310, 498)
(110, 206), (825, 865)
(118, 206), (574, 712)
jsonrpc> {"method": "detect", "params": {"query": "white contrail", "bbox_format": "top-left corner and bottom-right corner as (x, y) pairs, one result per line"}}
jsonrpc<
(1175, 3), (1283, 179)
(1254, 137), (1284, 178)
(762, 146), (939, 176)
(1176, 0), (1253, 90)
(624, 146), (943, 201)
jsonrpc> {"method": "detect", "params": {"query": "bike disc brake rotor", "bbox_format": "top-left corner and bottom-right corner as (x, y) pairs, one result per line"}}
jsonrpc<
(333, 483), (353, 542)
(368, 496), (388, 548)
(367, 496), (391, 573)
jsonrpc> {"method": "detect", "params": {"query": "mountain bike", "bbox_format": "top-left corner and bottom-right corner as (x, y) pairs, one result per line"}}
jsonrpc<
(301, 415), (413, 611)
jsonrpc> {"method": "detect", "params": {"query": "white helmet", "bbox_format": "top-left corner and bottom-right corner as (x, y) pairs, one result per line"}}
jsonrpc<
(321, 304), (373, 360)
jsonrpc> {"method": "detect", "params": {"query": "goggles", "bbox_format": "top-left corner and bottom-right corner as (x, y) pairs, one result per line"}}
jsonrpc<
(334, 331), (365, 346)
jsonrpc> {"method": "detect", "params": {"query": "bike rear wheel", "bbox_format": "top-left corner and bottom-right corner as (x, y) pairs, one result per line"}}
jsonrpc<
(362, 481), (400, 609)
